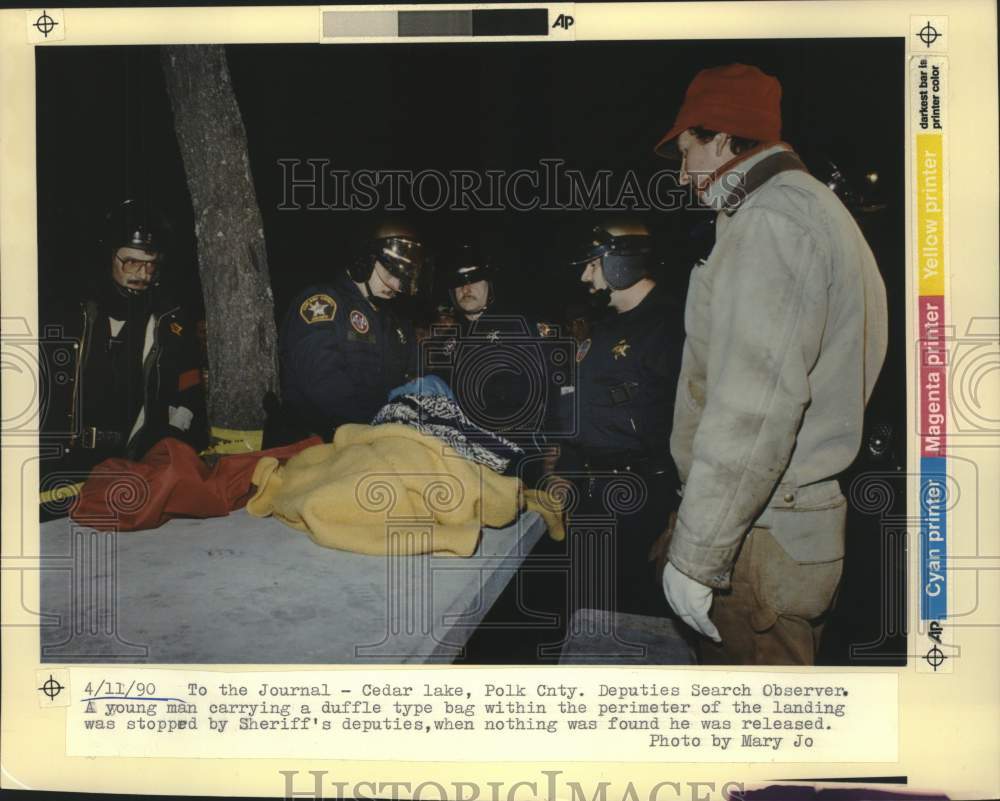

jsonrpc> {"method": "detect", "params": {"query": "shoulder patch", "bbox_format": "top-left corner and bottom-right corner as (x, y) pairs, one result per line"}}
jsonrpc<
(576, 338), (592, 363)
(350, 310), (370, 334)
(300, 293), (337, 324)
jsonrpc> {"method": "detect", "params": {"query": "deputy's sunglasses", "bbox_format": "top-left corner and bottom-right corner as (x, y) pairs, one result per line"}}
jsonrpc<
(114, 253), (160, 273)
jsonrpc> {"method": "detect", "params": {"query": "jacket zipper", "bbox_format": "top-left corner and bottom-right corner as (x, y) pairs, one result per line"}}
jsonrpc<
(128, 305), (179, 451)
(69, 302), (93, 442)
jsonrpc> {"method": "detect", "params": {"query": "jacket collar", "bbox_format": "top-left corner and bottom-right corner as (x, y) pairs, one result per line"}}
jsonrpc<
(336, 269), (372, 305)
(702, 142), (808, 214)
(612, 280), (667, 322)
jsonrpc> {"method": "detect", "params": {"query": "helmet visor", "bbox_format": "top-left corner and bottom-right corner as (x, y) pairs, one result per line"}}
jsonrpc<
(569, 226), (613, 266)
(446, 262), (495, 289)
(376, 236), (427, 295)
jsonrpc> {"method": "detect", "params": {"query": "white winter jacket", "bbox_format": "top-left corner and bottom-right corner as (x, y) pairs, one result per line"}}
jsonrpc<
(668, 145), (889, 589)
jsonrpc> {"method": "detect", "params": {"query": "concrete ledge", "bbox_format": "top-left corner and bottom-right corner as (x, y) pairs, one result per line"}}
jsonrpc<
(39, 508), (547, 664)
(558, 608), (697, 665)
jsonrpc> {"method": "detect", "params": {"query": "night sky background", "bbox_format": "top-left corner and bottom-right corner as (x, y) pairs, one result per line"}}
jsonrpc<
(36, 37), (908, 664)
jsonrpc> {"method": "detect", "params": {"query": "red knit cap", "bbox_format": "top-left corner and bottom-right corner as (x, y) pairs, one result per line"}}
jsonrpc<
(654, 64), (782, 157)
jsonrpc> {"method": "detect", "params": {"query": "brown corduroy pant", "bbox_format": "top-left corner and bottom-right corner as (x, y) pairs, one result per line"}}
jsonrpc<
(698, 527), (843, 666)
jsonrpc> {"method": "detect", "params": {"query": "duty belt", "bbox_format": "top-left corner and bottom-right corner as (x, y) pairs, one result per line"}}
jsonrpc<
(579, 450), (672, 477)
(571, 450), (673, 502)
(75, 427), (124, 450)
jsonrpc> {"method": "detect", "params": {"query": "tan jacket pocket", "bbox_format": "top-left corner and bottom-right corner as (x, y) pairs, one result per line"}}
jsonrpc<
(756, 481), (847, 563)
(747, 492), (846, 631)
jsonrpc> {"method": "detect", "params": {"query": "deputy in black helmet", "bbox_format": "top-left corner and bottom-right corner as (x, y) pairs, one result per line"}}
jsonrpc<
(419, 244), (567, 471)
(347, 222), (430, 301)
(47, 199), (207, 476)
(279, 222), (428, 440)
(443, 244), (496, 321)
(573, 221), (657, 310)
(552, 220), (686, 619)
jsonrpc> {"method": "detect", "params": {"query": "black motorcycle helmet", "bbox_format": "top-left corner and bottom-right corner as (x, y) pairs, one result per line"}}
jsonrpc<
(570, 221), (654, 290)
(101, 199), (170, 260)
(443, 244), (497, 312)
(348, 221), (429, 297)
(100, 199), (171, 295)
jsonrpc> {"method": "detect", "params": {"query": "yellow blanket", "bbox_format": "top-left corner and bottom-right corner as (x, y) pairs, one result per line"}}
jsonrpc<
(246, 423), (564, 557)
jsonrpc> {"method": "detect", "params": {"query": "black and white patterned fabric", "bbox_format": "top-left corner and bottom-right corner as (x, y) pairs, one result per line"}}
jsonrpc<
(372, 394), (524, 474)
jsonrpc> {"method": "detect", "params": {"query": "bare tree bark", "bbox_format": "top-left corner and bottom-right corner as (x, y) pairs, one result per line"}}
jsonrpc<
(160, 45), (278, 440)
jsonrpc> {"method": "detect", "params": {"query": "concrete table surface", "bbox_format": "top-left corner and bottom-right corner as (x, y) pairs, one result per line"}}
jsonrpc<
(558, 609), (697, 664)
(39, 508), (547, 664)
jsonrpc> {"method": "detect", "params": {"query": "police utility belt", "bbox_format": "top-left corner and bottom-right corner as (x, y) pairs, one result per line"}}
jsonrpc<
(577, 449), (673, 479)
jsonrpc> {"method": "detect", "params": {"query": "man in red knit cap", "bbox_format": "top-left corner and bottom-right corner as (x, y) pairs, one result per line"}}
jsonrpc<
(653, 64), (889, 664)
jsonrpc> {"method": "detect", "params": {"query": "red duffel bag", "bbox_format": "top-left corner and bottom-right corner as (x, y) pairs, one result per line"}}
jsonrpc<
(70, 436), (322, 531)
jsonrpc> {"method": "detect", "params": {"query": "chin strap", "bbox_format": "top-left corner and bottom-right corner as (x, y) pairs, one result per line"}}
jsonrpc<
(112, 279), (156, 299)
(105, 279), (154, 319)
(588, 288), (612, 309)
(363, 279), (383, 308)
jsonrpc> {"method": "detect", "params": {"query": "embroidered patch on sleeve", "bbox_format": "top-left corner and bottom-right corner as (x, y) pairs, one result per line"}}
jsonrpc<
(350, 310), (370, 334)
(300, 293), (337, 324)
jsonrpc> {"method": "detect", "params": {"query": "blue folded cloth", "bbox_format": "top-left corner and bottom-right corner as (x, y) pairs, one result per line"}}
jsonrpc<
(387, 375), (456, 402)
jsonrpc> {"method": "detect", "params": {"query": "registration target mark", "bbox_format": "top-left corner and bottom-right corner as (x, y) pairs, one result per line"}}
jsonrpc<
(36, 669), (70, 707)
(27, 8), (66, 43)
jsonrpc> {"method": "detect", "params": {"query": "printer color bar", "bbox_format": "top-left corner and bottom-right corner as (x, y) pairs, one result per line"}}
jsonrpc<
(323, 9), (550, 38)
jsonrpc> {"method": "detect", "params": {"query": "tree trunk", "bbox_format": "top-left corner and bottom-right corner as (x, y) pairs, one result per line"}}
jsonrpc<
(160, 45), (278, 444)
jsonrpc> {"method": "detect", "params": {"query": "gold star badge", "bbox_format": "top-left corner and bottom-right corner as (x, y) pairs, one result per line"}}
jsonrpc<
(612, 338), (630, 360)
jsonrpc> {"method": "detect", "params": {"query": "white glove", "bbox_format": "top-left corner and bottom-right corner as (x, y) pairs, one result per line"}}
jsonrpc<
(662, 562), (721, 642)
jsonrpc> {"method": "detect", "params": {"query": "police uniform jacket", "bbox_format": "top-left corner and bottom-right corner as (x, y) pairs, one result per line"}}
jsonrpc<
(280, 271), (416, 439)
(566, 282), (685, 464)
(420, 309), (564, 442)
